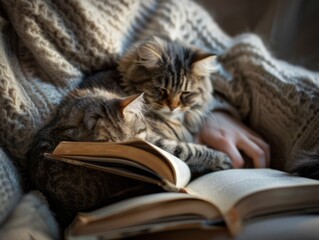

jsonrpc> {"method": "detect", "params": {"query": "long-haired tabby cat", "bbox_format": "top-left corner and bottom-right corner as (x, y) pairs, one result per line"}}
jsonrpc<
(119, 36), (231, 174)
(28, 37), (232, 226)
(119, 36), (216, 133)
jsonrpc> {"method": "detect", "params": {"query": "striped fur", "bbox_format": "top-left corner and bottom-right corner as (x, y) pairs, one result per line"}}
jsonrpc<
(28, 37), (233, 224)
(119, 36), (217, 135)
(50, 87), (147, 143)
(119, 36), (232, 176)
(27, 81), (151, 227)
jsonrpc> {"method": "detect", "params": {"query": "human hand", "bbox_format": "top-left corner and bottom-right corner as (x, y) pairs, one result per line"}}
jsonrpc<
(198, 111), (270, 168)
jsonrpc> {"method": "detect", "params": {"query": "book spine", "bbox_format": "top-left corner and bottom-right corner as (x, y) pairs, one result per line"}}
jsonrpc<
(224, 208), (242, 236)
(160, 179), (181, 192)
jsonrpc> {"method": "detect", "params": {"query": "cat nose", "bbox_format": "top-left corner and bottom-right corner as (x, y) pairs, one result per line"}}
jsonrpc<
(167, 98), (179, 111)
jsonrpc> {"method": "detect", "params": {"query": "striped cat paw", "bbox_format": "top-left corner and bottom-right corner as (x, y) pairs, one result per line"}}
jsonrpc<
(211, 151), (233, 170)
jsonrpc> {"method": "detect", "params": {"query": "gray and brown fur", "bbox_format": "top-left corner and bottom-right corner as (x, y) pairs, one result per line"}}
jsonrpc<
(119, 36), (231, 175)
(27, 72), (159, 227)
(28, 38), (232, 227)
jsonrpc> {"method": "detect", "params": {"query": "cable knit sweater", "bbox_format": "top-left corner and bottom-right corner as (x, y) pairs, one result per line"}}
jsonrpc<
(0, 0), (319, 229)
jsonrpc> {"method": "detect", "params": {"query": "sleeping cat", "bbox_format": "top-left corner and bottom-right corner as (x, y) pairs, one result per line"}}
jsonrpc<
(28, 38), (232, 226)
(119, 36), (216, 135)
(27, 77), (160, 227)
(118, 36), (231, 174)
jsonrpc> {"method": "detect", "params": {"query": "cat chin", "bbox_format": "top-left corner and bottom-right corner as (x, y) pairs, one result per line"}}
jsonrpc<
(157, 109), (185, 121)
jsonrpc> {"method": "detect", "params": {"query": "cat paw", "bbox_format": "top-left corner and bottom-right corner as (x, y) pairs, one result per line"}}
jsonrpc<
(211, 151), (233, 170)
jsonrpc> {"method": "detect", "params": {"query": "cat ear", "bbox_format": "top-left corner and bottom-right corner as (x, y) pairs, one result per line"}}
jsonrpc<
(137, 42), (163, 69)
(191, 53), (218, 76)
(119, 93), (145, 118)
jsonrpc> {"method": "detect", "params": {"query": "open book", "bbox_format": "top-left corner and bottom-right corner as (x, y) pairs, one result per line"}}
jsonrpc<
(45, 139), (319, 239)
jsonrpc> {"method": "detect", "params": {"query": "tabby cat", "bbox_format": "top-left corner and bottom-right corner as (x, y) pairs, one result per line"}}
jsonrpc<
(28, 72), (161, 227)
(119, 36), (231, 174)
(28, 37), (232, 226)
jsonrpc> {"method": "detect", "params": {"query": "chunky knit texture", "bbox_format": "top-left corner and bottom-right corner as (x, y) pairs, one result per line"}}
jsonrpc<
(0, 192), (59, 239)
(0, 0), (230, 166)
(1, 0), (318, 171)
(0, 0), (319, 228)
(214, 35), (319, 171)
(0, 149), (21, 224)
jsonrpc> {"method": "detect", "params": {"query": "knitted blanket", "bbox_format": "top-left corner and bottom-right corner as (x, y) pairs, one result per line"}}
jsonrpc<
(1, 0), (319, 215)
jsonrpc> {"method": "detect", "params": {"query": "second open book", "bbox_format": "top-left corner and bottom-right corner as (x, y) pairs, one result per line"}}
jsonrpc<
(45, 139), (319, 239)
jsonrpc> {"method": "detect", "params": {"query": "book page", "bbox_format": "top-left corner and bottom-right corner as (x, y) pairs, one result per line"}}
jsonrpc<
(77, 193), (204, 220)
(68, 192), (221, 236)
(45, 153), (165, 186)
(53, 141), (176, 184)
(186, 169), (319, 214)
(126, 141), (191, 189)
(53, 139), (191, 189)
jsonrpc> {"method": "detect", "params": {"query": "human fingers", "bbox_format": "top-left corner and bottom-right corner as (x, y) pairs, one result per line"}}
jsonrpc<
(206, 135), (245, 169)
(224, 143), (245, 168)
(247, 135), (271, 167)
(237, 138), (267, 168)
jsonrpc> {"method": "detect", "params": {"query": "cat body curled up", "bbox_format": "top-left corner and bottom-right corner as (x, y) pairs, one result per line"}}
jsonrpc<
(28, 37), (232, 226)
(28, 76), (159, 227)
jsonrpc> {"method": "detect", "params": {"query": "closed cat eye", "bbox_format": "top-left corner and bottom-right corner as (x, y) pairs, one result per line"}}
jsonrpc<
(160, 88), (168, 97)
(181, 91), (193, 97)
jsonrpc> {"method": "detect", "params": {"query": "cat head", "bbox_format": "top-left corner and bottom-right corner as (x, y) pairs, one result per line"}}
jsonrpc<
(59, 88), (146, 142)
(118, 36), (217, 120)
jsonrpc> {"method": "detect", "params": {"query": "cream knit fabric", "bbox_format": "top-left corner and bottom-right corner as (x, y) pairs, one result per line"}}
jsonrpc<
(1, 0), (319, 173)
(214, 35), (319, 170)
(0, 149), (21, 224)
